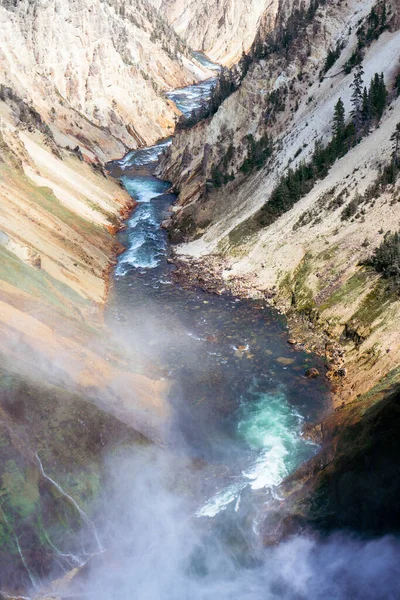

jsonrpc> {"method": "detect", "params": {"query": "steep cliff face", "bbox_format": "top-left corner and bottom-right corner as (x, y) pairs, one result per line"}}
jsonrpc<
(0, 0), (208, 160)
(0, 368), (150, 592)
(160, 0), (400, 405)
(0, 156), (166, 592)
(262, 374), (400, 541)
(150, 0), (277, 65)
(0, 0), (204, 441)
(0, 12), (173, 451)
(0, 2), (186, 587)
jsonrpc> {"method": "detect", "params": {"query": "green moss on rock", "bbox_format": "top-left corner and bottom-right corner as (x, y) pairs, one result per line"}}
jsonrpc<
(0, 365), (149, 588)
(279, 254), (319, 319)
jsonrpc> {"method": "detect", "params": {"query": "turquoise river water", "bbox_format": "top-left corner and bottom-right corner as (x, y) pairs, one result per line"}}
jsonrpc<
(70, 56), (400, 600)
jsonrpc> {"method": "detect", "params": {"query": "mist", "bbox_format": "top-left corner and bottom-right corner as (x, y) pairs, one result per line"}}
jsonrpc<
(66, 447), (400, 600)
(3, 246), (399, 600)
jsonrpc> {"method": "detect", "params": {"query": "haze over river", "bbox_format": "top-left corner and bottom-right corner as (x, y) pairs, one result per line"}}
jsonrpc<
(71, 58), (400, 600)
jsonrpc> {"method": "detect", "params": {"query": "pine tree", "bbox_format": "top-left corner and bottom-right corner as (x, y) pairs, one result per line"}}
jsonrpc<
(198, 96), (209, 120)
(238, 50), (252, 79)
(209, 84), (218, 114)
(368, 6), (379, 30)
(361, 87), (370, 125)
(391, 123), (400, 166)
(351, 64), (364, 140)
(324, 43), (342, 73)
(332, 97), (345, 142)
(381, 1), (387, 28)
(313, 139), (328, 174)
(379, 72), (388, 111)
(369, 72), (387, 121)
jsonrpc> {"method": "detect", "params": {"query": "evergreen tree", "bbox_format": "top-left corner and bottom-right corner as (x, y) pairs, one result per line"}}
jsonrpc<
(351, 64), (364, 139)
(369, 72), (387, 121)
(209, 84), (218, 114)
(370, 231), (400, 287)
(238, 50), (252, 78)
(323, 42), (342, 74)
(367, 6), (379, 31)
(381, 1), (387, 28)
(391, 123), (400, 166)
(332, 97), (346, 142)
(361, 87), (370, 125)
(198, 96), (209, 120)
(314, 139), (327, 174)
(379, 72), (388, 111)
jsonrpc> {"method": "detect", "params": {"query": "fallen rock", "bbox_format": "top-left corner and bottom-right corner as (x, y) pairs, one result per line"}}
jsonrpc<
(206, 335), (218, 343)
(305, 367), (320, 379)
(161, 219), (173, 230)
(287, 339), (298, 345)
(276, 357), (295, 366)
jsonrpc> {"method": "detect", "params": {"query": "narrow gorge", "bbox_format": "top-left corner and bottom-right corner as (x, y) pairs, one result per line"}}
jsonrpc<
(0, 0), (399, 597)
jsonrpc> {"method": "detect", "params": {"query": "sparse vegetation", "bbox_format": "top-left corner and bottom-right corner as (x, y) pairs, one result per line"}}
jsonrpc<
(251, 0), (323, 60)
(239, 133), (273, 174)
(341, 122), (400, 220)
(367, 231), (400, 290)
(344, 2), (388, 73)
(323, 41), (343, 74)
(233, 69), (391, 233)
(176, 55), (251, 131)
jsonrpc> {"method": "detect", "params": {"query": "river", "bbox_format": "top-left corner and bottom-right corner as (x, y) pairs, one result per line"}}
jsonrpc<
(69, 58), (400, 599)
(106, 69), (329, 515)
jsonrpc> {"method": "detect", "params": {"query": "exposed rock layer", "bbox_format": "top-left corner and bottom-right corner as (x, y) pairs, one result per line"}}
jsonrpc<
(159, 0), (400, 407)
(0, 0), (208, 159)
(151, 0), (277, 65)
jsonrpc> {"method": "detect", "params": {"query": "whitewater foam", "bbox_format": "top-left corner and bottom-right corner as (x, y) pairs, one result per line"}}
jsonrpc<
(115, 176), (171, 273)
(197, 388), (316, 517)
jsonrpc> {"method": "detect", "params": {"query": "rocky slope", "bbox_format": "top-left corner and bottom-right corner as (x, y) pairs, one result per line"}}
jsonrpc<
(0, 0), (209, 160)
(150, 0), (277, 65)
(0, 75), (170, 594)
(159, 0), (400, 407)
(0, 90), (168, 432)
(261, 369), (400, 541)
(0, 0), (202, 589)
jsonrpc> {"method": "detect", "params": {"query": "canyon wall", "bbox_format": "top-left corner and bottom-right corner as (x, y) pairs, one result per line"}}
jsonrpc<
(0, 0), (194, 587)
(0, 69), (169, 593)
(150, 0), (277, 65)
(157, 0), (400, 542)
(0, 0), (209, 160)
(159, 0), (400, 407)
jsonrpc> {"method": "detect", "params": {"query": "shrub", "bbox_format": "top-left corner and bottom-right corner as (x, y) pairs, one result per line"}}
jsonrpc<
(368, 231), (400, 289)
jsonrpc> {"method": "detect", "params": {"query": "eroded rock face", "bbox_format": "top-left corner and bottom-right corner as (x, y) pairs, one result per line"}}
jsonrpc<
(159, 0), (400, 404)
(151, 0), (277, 65)
(0, 366), (150, 592)
(0, 0), (206, 159)
(0, 5), (186, 587)
(269, 379), (400, 538)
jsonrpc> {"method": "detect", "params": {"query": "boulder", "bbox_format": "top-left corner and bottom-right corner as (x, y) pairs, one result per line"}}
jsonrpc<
(161, 219), (173, 230)
(305, 368), (320, 379)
